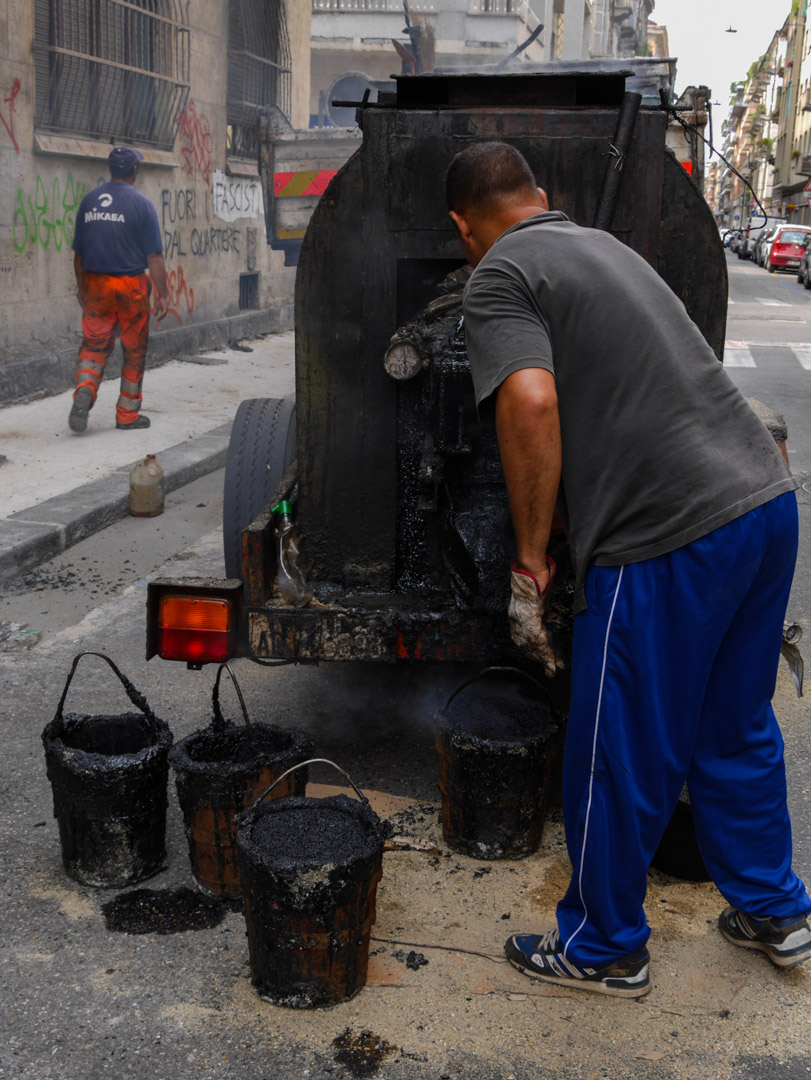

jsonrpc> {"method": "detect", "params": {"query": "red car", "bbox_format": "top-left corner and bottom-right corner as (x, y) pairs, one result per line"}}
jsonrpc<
(767, 226), (811, 273)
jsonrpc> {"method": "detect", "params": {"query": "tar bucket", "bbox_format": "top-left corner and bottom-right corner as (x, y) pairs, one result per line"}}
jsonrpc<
(42, 652), (173, 888)
(236, 759), (386, 1008)
(169, 663), (313, 899)
(435, 666), (559, 860)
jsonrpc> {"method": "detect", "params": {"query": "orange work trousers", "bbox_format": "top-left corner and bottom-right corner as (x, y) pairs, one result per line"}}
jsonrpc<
(75, 272), (150, 425)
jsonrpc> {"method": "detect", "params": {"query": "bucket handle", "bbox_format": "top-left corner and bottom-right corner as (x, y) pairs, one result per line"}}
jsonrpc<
(442, 665), (555, 713)
(211, 662), (252, 732)
(253, 757), (370, 808)
(55, 651), (157, 725)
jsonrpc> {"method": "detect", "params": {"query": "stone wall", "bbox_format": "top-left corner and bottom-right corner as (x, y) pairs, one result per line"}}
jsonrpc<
(0, 0), (311, 406)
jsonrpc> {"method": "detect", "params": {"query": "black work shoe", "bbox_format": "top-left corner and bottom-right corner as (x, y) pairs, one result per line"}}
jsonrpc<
(116, 414), (151, 430)
(505, 929), (651, 998)
(68, 387), (93, 433)
(718, 906), (811, 968)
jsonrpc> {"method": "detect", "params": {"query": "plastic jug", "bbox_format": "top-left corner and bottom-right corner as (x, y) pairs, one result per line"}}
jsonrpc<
(272, 501), (312, 606)
(130, 455), (165, 518)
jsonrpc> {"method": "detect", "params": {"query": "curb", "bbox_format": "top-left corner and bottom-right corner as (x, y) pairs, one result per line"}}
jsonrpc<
(0, 423), (232, 584)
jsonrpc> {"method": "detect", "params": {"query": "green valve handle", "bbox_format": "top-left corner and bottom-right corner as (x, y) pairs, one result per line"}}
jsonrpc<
(272, 500), (292, 516)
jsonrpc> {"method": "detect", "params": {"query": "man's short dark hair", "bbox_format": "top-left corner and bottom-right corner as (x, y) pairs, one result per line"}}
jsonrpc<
(446, 142), (539, 214)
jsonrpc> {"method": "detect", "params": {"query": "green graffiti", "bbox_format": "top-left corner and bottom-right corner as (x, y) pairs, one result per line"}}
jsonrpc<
(13, 173), (88, 254)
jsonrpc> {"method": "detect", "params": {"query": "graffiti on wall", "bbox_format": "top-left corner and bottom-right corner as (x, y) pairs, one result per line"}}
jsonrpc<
(13, 174), (88, 253)
(153, 263), (195, 326)
(161, 186), (241, 260)
(211, 170), (263, 222)
(1, 78), (21, 155)
(161, 187), (197, 259)
(190, 226), (240, 257)
(176, 100), (214, 185)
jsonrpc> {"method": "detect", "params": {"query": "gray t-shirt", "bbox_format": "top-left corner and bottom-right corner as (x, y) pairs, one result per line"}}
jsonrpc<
(463, 211), (797, 613)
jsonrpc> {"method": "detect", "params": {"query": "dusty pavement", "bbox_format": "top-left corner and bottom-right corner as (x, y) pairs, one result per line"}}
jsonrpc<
(2, 521), (810, 1080)
(0, 332), (295, 579)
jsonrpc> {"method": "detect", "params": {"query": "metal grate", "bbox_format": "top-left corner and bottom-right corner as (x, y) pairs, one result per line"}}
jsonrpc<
(239, 272), (259, 310)
(227, 0), (291, 160)
(33, 0), (190, 149)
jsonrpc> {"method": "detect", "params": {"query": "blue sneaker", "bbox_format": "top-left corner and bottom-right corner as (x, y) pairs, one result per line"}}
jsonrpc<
(718, 907), (811, 968)
(505, 929), (651, 998)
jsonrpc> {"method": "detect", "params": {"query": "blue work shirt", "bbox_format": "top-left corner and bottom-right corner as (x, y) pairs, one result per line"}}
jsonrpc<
(73, 181), (162, 274)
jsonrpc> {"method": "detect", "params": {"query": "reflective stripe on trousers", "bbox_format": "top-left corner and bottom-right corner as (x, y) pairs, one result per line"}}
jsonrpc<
(74, 272), (150, 425)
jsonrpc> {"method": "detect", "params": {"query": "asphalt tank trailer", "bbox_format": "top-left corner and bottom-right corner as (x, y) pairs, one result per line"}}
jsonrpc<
(146, 70), (728, 677)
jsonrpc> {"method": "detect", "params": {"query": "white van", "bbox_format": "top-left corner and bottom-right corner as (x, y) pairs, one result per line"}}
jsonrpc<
(739, 215), (786, 261)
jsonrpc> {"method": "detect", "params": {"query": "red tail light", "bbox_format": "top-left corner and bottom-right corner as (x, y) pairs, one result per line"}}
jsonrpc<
(157, 595), (236, 663)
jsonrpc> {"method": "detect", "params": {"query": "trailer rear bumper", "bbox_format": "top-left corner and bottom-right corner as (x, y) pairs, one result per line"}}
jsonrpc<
(247, 599), (512, 663)
(147, 576), (516, 665)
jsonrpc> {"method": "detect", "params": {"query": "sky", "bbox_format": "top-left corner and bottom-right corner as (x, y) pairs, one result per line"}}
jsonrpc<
(652, 0), (794, 103)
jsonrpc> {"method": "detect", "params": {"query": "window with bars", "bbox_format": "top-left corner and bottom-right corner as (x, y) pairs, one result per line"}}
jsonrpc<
(33, 0), (190, 150)
(227, 0), (292, 160)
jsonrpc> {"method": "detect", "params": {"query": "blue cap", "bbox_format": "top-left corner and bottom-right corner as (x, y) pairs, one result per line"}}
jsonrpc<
(108, 145), (144, 175)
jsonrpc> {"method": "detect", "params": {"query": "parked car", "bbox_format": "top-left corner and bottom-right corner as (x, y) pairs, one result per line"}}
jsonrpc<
(767, 225), (811, 273)
(755, 226), (782, 267)
(797, 238), (811, 287)
(740, 216), (785, 261)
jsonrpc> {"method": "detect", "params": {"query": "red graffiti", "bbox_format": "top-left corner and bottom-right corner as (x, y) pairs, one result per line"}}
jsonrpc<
(176, 100), (213, 184)
(154, 264), (195, 326)
(1, 78), (21, 155)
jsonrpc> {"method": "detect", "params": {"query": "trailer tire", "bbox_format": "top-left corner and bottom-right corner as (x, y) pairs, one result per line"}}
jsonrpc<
(223, 397), (296, 580)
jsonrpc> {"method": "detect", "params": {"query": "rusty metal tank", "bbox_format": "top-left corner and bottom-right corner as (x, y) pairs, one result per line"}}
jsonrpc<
(249, 70), (726, 667)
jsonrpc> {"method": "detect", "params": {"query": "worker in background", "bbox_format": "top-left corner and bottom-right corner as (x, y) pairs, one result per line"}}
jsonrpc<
(69, 146), (169, 433)
(447, 141), (811, 998)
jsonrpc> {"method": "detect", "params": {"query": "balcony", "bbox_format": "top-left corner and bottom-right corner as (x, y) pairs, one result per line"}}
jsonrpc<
(313, 1), (435, 9)
(312, 0), (520, 10)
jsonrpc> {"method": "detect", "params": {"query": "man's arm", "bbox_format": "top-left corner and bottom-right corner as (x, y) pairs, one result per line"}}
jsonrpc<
(495, 367), (561, 594)
(146, 252), (169, 322)
(74, 254), (85, 307)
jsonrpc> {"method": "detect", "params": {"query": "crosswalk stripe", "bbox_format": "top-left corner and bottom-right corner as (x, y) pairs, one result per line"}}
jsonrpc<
(754, 298), (790, 306)
(724, 348), (756, 367)
(724, 341), (811, 369)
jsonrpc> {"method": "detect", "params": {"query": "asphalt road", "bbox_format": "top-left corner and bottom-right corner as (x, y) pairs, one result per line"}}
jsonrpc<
(2, 252), (811, 1080)
(723, 249), (811, 623)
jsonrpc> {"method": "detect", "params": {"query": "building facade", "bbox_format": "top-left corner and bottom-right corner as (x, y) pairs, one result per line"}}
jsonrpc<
(310, 0), (658, 126)
(310, 0), (545, 125)
(709, 6), (811, 229)
(1, 0), (311, 406)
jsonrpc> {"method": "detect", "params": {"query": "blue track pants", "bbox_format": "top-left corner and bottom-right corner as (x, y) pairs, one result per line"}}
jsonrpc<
(557, 492), (810, 966)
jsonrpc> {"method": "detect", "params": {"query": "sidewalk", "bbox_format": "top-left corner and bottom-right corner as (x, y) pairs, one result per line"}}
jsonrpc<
(0, 332), (296, 582)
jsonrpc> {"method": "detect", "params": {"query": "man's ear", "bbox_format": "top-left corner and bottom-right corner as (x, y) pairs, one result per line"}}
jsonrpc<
(537, 187), (549, 211)
(449, 209), (471, 240)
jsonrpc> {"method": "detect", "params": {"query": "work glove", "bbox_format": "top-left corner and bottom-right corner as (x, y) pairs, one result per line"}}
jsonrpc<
(508, 558), (564, 679)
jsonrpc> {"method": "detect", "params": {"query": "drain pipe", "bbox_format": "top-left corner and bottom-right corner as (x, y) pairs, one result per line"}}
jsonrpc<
(593, 91), (643, 232)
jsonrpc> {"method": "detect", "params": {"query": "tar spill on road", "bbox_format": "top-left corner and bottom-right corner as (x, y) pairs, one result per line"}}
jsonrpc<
(392, 949), (428, 970)
(101, 887), (227, 934)
(332, 1029), (396, 1078)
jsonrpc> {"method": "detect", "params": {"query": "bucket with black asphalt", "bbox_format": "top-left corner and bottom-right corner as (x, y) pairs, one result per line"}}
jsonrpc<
(169, 663), (313, 899)
(236, 759), (386, 1008)
(42, 651), (173, 888)
(435, 666), (559, 860)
